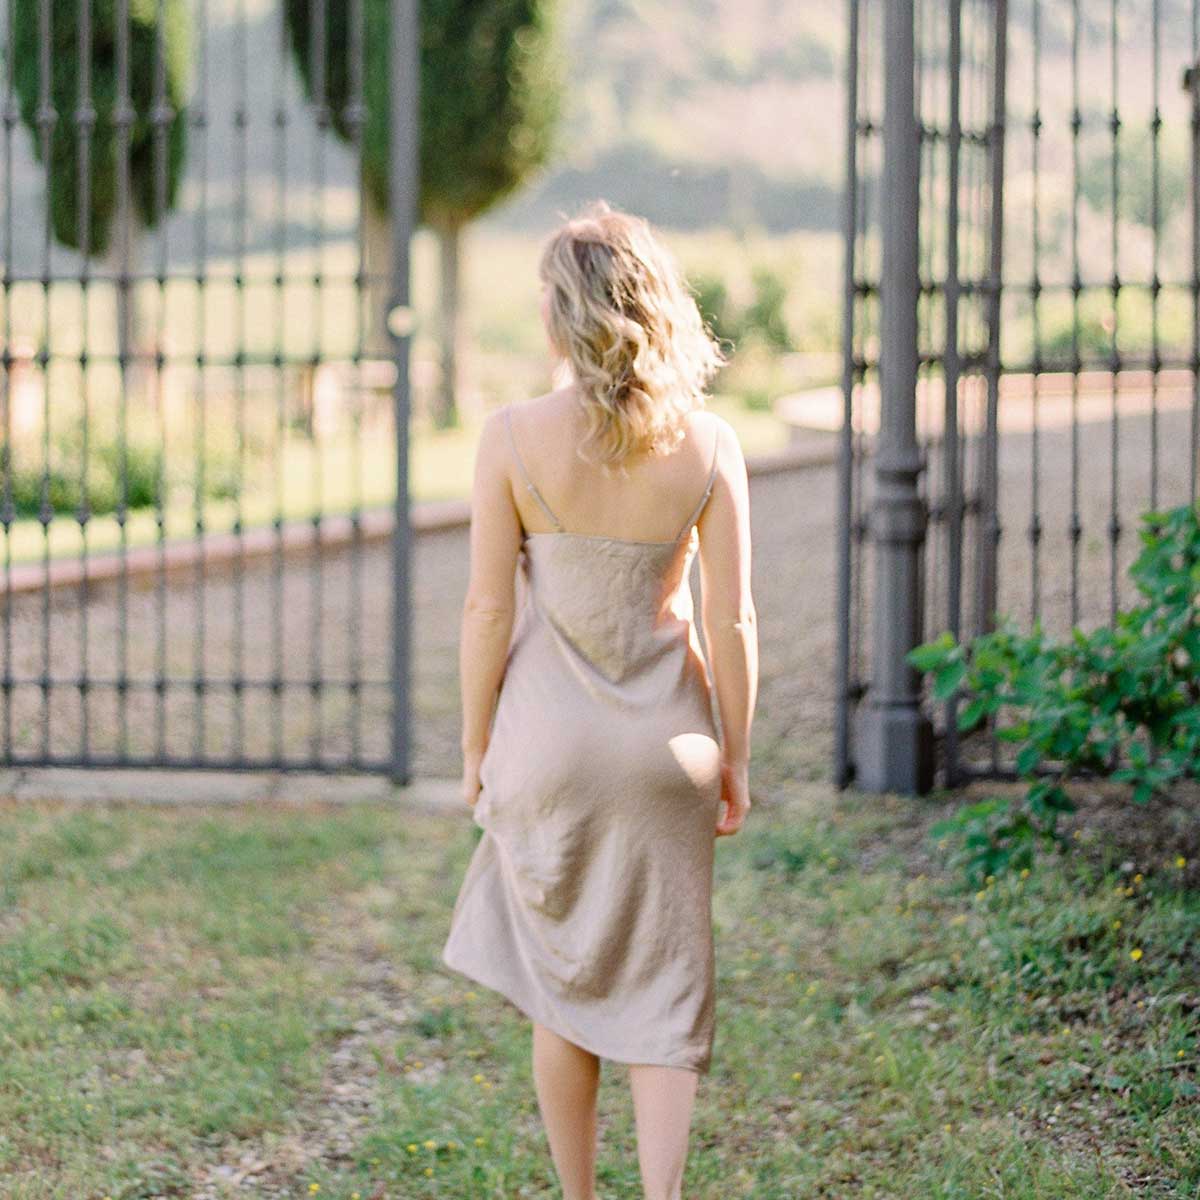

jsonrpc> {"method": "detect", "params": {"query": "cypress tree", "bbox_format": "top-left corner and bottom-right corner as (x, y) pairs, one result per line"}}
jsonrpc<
(284, 0), (563, 428)
(12, 0), (191, 360)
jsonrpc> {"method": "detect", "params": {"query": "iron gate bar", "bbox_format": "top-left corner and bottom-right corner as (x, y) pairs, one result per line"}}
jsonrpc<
(1107, 0), (1120, 625)
(943, 0), (964, 785)
(271, 0), (286, 765)
(153, 0), (169, 762)
(983, 0), (1006, 775)
(1192, 0), (1200, 501)
(1152, 0), (1162, 513)
(1069, 0), (1082, 628)
(1029, 0), (1042, 625)
(834, 0), (860, 790)
(390, 0), (419, 785)
(193, 0), (209, 763)
(234, 0), (247, 761)
(349, 0), (366, 766)
(853, 0), (935, 794)
(3, 0), (417, 773)
(76, 0), (95, 758)
(38, 0), (53, 761)
(3, 0), (11, 766)
(117, 0), (131, 759)
(308, 0), (325, 765)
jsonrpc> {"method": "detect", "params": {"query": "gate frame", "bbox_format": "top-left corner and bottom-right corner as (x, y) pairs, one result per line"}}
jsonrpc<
(836, 0), (1008, 794)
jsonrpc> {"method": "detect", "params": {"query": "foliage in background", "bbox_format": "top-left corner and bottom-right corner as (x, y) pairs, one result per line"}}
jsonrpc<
(691, 266), (792, 355)
(284, 0), (565, 428)
(910, 503), (1200, 887)
(10, 0), (190, 256)
(0, 429), (239, 521)
(284, 0), (563, 226)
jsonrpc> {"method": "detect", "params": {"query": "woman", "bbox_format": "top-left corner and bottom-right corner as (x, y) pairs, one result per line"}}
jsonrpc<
(441, 199), (758, 1200)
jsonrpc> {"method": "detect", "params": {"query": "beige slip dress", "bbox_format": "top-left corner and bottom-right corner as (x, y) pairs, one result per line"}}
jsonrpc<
(441, 403), (724, 1073)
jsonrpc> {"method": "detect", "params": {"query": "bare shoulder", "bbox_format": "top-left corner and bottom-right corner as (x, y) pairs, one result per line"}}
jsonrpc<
(692, 410), (742, 469)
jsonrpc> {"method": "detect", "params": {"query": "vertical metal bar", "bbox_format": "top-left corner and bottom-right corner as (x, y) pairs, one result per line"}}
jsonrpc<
(115, 0), (132, 757)
(36, 0), (53, 759)
(835, 0), (861, 790)
(348, 0), (367, 766)
(1029, 0), (1043, 626)
(1069, 0), (1082, 626)
(2, 0), (15, 761)
(388, 0), (419, 785)
(152, 0), (169, 758)
(974, 0), (1005, 647)
(233, 0), (249, 760)
(1150, 0), (1162, 512)
(854, 0), (934, 795)
(191, 0), (209, 761)
(1191, 0), (1200, 501)
(76, 0), (96, 758)
(1107, 0), (1122, 622)
(272, 0), (288, 764)
(309, 0), (328, 764)
(942, 0), (963, 786)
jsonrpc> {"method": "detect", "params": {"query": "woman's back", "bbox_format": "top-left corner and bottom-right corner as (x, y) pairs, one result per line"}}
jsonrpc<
(504, 388), (725, 545)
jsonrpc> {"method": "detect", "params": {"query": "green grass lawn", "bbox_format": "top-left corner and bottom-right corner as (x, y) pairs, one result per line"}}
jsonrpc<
(0, 781), (1196, 1197)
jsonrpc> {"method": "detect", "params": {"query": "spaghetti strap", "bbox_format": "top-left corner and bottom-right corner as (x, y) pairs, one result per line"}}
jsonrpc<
(505, 404), (565, 533)
(674, 419), (722, 541)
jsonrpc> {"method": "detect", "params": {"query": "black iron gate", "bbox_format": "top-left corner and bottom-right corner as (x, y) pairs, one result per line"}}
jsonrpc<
(1, 0), (418, 780)
(838, 0), (1200, 792)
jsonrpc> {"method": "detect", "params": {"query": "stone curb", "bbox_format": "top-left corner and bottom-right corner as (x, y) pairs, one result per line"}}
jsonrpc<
(0, 766), (465, 813)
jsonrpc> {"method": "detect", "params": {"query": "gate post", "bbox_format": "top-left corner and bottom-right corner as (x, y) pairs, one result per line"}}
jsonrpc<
(854, 0), (935, 794)
(388, 0), (420, 786)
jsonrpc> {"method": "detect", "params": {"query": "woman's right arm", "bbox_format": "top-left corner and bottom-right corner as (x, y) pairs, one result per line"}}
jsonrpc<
(697, 416), (758, 837)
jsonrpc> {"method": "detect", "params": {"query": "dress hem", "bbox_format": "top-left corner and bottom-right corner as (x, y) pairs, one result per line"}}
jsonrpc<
(440, 943), (711, 1076)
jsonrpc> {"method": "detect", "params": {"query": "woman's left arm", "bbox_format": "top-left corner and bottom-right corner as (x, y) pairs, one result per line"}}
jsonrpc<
(459, 408), (523, 805)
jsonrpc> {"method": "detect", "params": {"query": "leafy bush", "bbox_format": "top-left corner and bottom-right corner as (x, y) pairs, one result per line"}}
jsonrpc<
(0, 431), (241, 520)
(909, 502), (1200, 886)
(690, 267), (792, 354)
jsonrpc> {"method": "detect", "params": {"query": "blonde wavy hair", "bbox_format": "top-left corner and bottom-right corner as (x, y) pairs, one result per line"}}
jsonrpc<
(538, 200), (729, 468)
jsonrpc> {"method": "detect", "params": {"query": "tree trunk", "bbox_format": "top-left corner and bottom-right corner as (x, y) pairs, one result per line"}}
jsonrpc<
(434, 220), (463, 430)
(105, 205), (142, 376)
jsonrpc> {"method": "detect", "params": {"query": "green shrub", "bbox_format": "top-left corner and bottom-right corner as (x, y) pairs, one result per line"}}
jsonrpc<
(689, 266), (792, 354)
(909, 502), (1200, 886)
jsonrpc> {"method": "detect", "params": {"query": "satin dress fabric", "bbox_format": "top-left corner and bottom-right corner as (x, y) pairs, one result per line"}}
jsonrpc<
(441, 406), (723, 1074)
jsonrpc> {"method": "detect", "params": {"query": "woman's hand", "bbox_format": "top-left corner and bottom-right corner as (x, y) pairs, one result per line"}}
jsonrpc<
(715, 756), (751, 837)
(461, 748), (485, 807)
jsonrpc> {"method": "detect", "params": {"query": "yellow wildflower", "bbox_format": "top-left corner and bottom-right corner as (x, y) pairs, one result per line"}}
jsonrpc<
(472, 1073), (485, 1083)
(423, 1139), (437, 1150)
(1176, 856), (1187, 868)
(792, 1071), (803, 1081)
(1130, 947), (1143, 961)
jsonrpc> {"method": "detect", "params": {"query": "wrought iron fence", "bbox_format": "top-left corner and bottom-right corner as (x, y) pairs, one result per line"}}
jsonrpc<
(0, 0), (418, 778)
(837, 0), (1200, 790)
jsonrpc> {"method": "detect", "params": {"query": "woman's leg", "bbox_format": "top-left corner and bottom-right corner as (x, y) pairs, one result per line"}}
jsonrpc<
(628, 1064), (699, 1200)
(531, 1021), (601, 1200)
